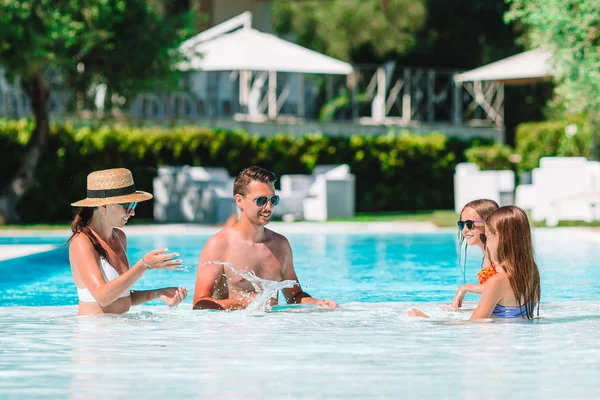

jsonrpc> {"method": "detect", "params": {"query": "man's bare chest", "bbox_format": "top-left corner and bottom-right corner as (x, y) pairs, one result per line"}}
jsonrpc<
(224, 245), (285, 283)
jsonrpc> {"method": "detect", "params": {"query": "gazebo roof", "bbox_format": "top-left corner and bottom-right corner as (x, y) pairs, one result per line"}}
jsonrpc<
(179, 27), (353, 75)
(454, 48), (553, 84)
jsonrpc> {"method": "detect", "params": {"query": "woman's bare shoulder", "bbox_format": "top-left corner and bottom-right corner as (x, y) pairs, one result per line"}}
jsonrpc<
(70, 232), (93, 249)
(69, 232), (97, 260)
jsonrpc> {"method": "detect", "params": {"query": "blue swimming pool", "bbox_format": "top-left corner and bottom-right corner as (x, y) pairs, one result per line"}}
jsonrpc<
(1, 228), (600, 399)
(1, 229), (600, 306)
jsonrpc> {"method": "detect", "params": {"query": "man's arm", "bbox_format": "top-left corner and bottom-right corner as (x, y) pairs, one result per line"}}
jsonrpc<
(192, 235), (253, 310)
(280, 238), (337, 308)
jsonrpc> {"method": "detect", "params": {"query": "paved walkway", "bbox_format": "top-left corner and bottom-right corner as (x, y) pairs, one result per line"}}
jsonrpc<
(122, 221), (442, 235)
(0, 221), (442, 237)
(0, 221), (442, 262)
(0, 244), (57, 261)
(1, 223), (599, 262)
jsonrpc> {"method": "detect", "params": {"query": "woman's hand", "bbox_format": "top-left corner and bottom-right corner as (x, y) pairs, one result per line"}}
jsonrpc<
(159, 287), (189, 307)
(143, 249), (183, 270)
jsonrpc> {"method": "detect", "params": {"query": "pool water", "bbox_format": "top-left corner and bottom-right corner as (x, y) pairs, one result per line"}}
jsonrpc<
(1, 229), (600, 399)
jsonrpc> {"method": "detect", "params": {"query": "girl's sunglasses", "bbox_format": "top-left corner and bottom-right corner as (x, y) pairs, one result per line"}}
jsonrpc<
(245, 195), (280, 207)
(457, 219), (484, 230)
(119, 202), (138, 214)
(480, 234), (487, 245)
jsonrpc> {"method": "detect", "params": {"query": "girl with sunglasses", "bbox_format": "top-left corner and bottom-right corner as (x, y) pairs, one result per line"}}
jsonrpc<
(410, 205), (541, 320)
(68, 168), (188, 315)
(445, 199), (499, 311)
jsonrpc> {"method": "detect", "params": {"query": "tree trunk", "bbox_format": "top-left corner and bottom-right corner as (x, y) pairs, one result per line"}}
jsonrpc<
(0, 72), (50, 224)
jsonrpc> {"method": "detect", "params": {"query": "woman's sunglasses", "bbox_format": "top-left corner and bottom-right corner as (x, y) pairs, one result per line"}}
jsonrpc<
(457, 219), (484, 230)
(245, 195), (280, 207)
(119, 202), (138, 214)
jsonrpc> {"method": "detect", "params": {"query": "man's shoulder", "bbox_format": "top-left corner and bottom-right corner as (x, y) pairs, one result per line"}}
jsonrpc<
(208, 228), (234, 245)
(265, 228), (290, 246)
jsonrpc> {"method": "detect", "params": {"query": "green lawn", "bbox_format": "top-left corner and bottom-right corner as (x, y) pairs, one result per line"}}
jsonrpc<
(0, 223), (70, 230)
(330, 210), (459, 227)
(2, 210), (600, 229)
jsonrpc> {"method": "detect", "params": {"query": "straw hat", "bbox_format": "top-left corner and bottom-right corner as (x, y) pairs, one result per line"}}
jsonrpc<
(71, 168), (153, 207)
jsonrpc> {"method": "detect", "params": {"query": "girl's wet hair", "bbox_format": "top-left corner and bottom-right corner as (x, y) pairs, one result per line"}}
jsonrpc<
(485, 206), (541, 319)
(458, 199), (500, 281)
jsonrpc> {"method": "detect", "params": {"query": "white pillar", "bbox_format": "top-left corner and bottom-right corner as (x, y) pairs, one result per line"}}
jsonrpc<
(298, 74), (305, 119)
(372, 66), (386, 123)
(268, 70), (277, 119)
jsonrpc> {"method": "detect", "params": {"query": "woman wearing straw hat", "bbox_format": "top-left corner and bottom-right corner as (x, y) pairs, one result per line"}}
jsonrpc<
(68, 168), (188, 315)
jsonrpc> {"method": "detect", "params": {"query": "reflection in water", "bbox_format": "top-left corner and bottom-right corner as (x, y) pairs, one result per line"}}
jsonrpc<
(1, 302), (600, 399)
(68, 317), (133, 399)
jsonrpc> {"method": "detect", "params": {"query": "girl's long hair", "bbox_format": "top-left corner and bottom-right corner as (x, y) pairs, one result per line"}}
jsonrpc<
(485, 206), (541, 319)
(458, 199), (499, 280)
(67, 207), (109, 261)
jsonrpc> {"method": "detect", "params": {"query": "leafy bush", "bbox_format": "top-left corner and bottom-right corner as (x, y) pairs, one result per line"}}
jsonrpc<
(515, 119), (592, 172)
(464, 143), (513, 170)
(0, 120), (474, 222)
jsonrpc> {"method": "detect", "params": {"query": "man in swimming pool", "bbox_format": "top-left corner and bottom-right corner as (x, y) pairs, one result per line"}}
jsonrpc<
(192, 166), (337, 310)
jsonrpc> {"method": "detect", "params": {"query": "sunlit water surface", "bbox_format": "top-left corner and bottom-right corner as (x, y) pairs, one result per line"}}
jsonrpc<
(1, 229), (600, 399)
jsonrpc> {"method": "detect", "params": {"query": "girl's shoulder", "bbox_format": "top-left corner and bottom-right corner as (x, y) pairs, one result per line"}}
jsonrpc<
(484, 272), (511, 290)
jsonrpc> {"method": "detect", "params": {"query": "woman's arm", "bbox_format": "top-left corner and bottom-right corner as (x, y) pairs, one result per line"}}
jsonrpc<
(130, 287), (188, 306)
(71, 236), (148, 307)
(130, 289), (160, 305)
(72, 234), (180, 307)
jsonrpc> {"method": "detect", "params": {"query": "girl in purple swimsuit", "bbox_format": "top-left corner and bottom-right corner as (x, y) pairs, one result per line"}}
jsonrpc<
(410, 206), (541, 320)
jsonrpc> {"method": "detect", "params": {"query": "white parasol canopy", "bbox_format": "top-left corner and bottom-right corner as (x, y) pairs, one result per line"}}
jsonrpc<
(454, 48), (553, 84)
(179, 27), (353, 75)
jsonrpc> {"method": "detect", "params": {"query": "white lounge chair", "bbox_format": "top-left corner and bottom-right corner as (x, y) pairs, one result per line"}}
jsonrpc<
(153, 166), (236, 224)
(454, 163), (515, 213)
(277, 164), (356, 221)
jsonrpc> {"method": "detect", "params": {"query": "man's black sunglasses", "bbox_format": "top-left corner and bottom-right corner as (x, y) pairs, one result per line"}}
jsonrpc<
(457, 219), (484, 230)
(245, 195), (280, 207)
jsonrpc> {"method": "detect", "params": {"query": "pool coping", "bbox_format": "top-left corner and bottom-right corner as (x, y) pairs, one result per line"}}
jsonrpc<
(1, 223), (600, 262)
(2, 222), (600, 237)
(0, 221), (442, 237)
(0, 244), (58, 261)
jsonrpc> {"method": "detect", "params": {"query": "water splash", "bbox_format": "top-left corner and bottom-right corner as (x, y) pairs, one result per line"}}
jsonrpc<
(201, 261), (297, 314)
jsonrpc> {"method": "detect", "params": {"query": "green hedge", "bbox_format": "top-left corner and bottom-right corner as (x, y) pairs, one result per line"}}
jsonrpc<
(515, 119), (592, 172)
(0, 120), (475, 222)
(465, 143), (513, 171)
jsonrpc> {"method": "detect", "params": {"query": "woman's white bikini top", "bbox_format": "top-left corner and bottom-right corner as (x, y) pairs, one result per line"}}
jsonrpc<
(76, 233), (131, 303)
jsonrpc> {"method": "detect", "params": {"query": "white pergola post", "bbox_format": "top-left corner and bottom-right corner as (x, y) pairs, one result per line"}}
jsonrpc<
(298, 74), (305, 119)
(402, 69), (411, 122)
(239, 70), (250, 108)
(372, 66), (386, 123)
(268, 70), (277, 119)
(452, 80), (463, 125)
